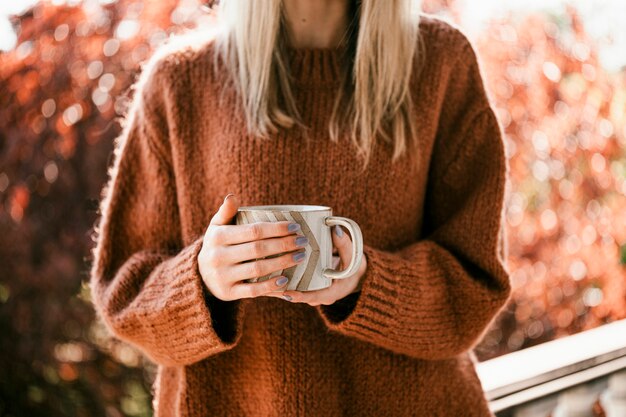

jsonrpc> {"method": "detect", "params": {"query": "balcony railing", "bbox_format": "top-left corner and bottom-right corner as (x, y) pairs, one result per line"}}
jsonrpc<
(475, 318), (626, 417)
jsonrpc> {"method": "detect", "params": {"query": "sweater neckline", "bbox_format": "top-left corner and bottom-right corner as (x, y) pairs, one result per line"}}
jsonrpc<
(284, 43), (346, 87)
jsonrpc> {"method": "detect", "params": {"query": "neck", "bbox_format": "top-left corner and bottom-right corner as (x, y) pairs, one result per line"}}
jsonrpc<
(282, 0), (351, 49)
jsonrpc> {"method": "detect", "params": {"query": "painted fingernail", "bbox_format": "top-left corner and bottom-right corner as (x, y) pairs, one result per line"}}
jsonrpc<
(334, 225), (343, 237)
(295, 236), (309, 247)
(276, 276), (288, 286)
(288, 222), (301, 232)
(293, 251), (306, 262)
(282, 294), (292, 301)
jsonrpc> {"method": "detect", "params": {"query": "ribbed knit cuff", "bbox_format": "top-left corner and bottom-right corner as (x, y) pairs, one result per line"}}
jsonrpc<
(316, 243), (401, 342)
(126, 235), (247, 366)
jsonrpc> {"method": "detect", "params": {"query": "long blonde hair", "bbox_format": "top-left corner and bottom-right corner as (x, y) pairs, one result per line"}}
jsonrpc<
(213, 0), (425, 171)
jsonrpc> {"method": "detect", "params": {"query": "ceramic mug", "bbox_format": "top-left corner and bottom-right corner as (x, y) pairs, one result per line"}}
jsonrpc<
(235, 205), (363, 291)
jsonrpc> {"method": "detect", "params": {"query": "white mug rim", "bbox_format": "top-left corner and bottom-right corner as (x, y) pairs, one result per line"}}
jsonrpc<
(238, 205), (331, 212)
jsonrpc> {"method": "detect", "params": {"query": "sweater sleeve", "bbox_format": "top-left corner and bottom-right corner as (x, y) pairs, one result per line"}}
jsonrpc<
(314, 31), (512, 361)
(89, 54), (246, 367)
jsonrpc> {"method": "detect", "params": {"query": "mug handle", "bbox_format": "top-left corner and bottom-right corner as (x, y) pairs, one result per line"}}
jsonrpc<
(322, 216), (363, 280)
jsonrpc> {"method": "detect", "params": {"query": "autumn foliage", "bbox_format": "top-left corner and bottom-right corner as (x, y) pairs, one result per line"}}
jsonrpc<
(471, 6), (626, 361)
(0, 0), (624, 415)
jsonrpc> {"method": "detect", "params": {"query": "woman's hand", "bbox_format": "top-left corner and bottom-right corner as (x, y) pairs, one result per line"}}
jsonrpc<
(264, 224), (368, 306)
(198, 193), (308, 301)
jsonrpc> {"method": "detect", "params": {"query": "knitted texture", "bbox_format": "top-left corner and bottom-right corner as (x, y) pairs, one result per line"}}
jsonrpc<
(89, 13), (512, 417)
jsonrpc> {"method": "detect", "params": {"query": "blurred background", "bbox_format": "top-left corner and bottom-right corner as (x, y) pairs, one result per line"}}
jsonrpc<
(0, 0), (625, 416)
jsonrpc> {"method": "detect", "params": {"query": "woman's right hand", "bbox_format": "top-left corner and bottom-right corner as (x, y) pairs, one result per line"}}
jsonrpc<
(198, 193), (308, 301)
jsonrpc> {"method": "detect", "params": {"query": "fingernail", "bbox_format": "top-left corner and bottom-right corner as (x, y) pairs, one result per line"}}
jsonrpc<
(288, 222), (301, 232)
(334, 225), (343, 237)
(293, 251), (306, 262)
(276, 276), (288, 286)
(295, 236), (309, 247)
(224, 193), (234, 203)
(282, 294), (292, 301)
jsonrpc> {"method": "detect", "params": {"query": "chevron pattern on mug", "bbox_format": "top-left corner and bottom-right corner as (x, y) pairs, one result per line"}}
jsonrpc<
(235, 205), (363, 292)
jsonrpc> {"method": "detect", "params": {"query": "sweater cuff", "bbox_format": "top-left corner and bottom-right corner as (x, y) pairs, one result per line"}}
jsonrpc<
(173, 236), (246, 346)
(315, 243), (400, 340)
(128, 235), (247, 365)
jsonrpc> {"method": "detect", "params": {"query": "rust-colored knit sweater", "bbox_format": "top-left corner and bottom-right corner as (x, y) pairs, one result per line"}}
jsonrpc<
(89, 14), (511, 417)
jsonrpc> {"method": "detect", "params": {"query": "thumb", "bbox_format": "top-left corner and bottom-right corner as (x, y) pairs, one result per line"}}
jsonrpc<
(331, 225), (352, 267)
(210, 193), (239, 226)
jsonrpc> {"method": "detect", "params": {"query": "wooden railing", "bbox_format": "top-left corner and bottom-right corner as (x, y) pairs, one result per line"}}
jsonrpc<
(475, 319), (626, 417)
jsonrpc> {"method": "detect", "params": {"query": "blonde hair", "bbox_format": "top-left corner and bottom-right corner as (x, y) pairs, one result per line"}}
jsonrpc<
(213, 0), (425, 171)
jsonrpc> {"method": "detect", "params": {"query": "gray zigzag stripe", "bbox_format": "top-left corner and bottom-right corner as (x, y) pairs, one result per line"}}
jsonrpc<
(290, 211), (319, 291)
(274, 211), (298, 282)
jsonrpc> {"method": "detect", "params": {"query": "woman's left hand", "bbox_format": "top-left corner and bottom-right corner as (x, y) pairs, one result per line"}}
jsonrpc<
(264, 225), (367, 306)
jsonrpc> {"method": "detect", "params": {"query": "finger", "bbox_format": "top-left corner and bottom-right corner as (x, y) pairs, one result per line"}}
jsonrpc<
(229, 275), (290, 299)
(281, 280), (341, 305)
(218, 233), (308, 265)
(262, 291), (290, 299)
(213, 220), (301, 246)
(227, 249), (306, 283)
(332, 225), (353, 269)
(209, 193), (239, 226)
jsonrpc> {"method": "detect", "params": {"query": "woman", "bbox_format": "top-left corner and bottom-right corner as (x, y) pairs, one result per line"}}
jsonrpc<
(89, 0), (512, 416)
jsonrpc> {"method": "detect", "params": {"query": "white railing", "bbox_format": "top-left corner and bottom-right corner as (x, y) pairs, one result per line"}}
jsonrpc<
(475, 319), (626, 417)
